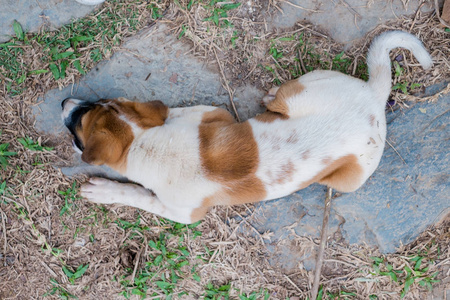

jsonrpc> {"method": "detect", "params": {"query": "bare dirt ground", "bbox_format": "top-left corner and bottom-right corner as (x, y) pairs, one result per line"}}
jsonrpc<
(0, 0), (449, 299)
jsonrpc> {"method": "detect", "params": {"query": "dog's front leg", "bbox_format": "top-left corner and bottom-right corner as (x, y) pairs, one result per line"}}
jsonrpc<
(80, 177), (203, 224)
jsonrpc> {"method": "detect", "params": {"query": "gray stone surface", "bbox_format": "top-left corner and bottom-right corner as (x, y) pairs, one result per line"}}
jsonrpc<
(0, 0), (96, 43)
(270, 0), (437, 45)
(251, 96), (449, 271)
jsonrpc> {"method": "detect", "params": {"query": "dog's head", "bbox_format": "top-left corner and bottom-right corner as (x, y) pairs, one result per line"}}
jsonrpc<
(61, 97), (168, 168)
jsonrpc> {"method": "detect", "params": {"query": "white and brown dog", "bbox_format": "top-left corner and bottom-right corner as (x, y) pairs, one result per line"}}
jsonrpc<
(62, 31), (432, 224)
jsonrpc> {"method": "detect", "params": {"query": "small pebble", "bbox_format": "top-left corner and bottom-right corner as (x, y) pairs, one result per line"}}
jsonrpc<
(395, 54), (403, 62)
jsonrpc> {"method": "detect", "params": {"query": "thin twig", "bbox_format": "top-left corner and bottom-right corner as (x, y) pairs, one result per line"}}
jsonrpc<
(311, 187), (333, 300)
(284, 274), (303, 293)
(39, 259), (58, 277)
(297, 49), (307, 75)
(279, 0), (323, 13)
(213, 48), (241, 122)
(130, 247), (143, 284)
(386, 139), (407, 165)
(1, 209), (7, 267)
(434, 0), (450, 27)
(409, 2), (426, 32)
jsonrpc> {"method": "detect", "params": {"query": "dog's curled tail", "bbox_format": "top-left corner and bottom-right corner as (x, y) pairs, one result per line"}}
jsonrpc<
(367, 31), (432, 102)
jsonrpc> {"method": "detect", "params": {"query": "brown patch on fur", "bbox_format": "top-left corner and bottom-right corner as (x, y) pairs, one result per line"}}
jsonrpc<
(201, 108), (235, 124)
(77, 106), (134, 172)
(199, 109), (256, 181)
(275, 160), (295, 185)
(190, 207), (209, 222)
(114, 100), (168, 129)
(199, 108), (267, 205)
(286, 131), (299, 144)
(369, 114), (376, 127)
(265, 80), (305, 116)
(301, 150), (311, 160)
(298, 154), (363, 193)
(254, 111), (288, 123)
(202, 177), (267, 206)
(369, 137), (376, 144)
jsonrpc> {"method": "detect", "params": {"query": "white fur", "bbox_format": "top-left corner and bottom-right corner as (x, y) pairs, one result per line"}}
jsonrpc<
(74, 0), (105, 5)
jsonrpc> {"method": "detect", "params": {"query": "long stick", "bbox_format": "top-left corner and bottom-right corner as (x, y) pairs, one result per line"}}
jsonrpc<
(311, 187), (333, 299)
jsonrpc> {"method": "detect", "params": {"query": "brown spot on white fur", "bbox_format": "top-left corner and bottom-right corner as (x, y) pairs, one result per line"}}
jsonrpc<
(199, 108), (267, 205)
(319, 155), (363, 192)
(267, 80), (305, 115)
(301, 150), (311, 160)
(275, 160), (295, 185)
(255, 80), (305, 123)
(190, 206), (209, 222)
(369, 114), (376, 127)
(112, 99), (168, 129)
(254, 111), (288, 123)
(202, 176), (266, 206)
(199, 109), (257, 181)
(286, 131), (299, 144)
(298, 154), (363, 192)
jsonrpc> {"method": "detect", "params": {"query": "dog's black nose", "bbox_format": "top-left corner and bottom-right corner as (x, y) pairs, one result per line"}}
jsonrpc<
(61, 98), (70, 109)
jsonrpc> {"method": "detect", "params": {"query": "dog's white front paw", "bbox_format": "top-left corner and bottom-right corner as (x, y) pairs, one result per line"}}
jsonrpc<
(80, 177), (123, 205)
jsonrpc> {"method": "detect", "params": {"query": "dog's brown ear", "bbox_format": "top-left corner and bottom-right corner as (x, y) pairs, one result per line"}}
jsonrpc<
(122, 100), (169, 129)
(81, 130), (125, 166)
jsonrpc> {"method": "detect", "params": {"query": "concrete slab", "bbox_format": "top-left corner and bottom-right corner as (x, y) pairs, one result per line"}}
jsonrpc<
(270, 0), (437, 45)
(0, 0), (96, 43)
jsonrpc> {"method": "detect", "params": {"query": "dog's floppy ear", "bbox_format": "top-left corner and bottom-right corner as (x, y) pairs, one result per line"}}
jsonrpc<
(125, 100), (169, 129)
(81, 129), (125, 166)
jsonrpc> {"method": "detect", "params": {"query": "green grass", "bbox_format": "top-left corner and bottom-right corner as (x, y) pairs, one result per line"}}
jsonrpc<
(62, 264), (89, 284)
(368, 254), (440, 298)
(263, 33), (370, 85)
(117, 219), (203, 299)
(0, 141), (17, 170)
(391, 61), (422, 94)
(58, 182), (81, 216)
(203, 0), (241, 27)
(0, 0), (161, 97)
(44, 278), (77, 299)
(203, 283), (270, 300)
(204, 282), (231, 299)
(18, 136), (53, 152)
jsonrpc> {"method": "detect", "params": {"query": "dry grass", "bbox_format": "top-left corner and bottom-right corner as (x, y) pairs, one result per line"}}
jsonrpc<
(0, 0), (449, 299)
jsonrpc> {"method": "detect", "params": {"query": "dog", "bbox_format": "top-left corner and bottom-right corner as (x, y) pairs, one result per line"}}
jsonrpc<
(61, 31), (432, 224)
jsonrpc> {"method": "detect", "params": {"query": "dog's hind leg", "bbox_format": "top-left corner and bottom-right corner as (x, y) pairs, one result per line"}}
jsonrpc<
(81, 177), (203, 224)
(261, 79), (306, 119)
